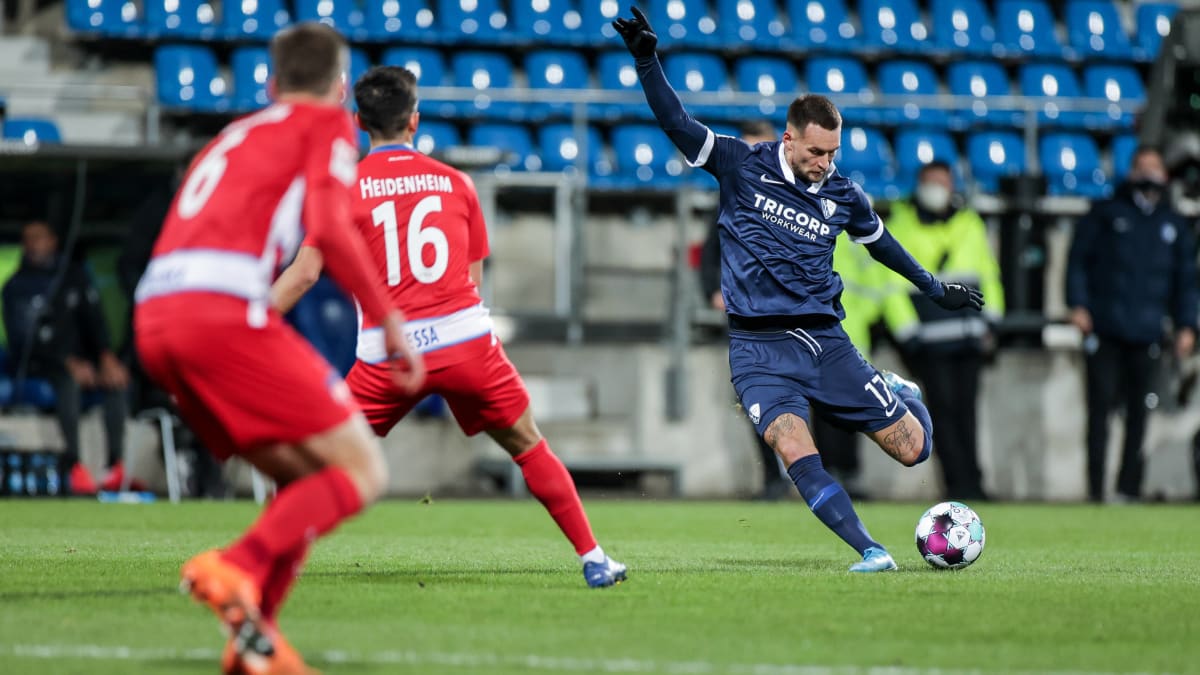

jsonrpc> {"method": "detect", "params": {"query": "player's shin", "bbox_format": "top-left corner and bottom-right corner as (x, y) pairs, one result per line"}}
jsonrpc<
(786, 454), (882, 556)
(903, 399), (934, 465)
(513, 440), (600, 558)
(222, 467), (363, 589)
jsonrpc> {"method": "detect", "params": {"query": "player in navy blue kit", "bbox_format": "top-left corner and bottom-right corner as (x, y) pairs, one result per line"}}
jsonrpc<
(614, 7), (984, 571)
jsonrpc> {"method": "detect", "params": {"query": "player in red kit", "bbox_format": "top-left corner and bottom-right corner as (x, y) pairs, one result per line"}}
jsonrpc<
(273, 66), (627, 588)
(134, 24), (424, 675)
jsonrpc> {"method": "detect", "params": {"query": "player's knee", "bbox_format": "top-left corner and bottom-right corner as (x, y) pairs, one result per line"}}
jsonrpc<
(898, 427), (931, 467)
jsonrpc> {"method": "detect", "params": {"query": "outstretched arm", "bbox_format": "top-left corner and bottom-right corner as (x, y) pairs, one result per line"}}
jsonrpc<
(615, 7), (722, 170)
(848, 195), (983, 312)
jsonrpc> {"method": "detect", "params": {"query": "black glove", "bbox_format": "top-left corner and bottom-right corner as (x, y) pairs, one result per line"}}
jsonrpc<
(612, 6), (658, 59)
(932, 282), (984, 311)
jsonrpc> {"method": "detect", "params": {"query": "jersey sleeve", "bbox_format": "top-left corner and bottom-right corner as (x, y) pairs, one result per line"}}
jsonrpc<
(301, 110), (393, 323)
(634, 55), (749, 177)
(844, 183), (885, 244)
(461, 172), (490, 263)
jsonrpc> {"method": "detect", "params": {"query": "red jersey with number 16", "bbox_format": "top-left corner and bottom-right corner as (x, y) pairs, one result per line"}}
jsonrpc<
(351, 145), (491, 369)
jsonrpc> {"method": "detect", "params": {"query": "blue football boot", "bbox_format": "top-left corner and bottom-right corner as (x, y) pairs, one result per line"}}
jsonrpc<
(849, 546), (898, 573)
(583, 556), (627, 588)
(882, 370), (922, 401)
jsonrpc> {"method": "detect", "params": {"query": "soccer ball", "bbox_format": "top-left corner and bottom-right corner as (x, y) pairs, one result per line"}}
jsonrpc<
(915, 501), (985, 570)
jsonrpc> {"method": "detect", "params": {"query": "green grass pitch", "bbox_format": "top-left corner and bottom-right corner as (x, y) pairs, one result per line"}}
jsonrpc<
(1, 499), (1198, 674)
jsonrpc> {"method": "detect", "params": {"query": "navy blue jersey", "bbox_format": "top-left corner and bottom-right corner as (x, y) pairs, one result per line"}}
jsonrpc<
(699, 136), (883, 319)
(631, 54), (940, 322)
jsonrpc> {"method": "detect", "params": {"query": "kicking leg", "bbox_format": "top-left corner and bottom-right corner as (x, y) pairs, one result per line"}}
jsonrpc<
(487, 406), (625, 588)
(766, 413), (894, 572)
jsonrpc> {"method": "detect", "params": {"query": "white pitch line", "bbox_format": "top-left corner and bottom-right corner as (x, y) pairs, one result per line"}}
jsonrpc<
(0, 644), (1171, 675)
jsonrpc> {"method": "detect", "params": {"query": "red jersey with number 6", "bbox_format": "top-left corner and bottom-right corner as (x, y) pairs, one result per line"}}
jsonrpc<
(351, 145), (491, 369)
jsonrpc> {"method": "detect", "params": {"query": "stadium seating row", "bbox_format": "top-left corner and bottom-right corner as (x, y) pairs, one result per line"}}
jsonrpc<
(373, 121), (1127, 198)
(3, 111), (1130, 197)
(151, 43), (1146, 132)
(67, 0), (1175, 63)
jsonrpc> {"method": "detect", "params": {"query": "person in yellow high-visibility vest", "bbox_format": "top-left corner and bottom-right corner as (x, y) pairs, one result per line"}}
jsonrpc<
(882, 161), (1005, 501)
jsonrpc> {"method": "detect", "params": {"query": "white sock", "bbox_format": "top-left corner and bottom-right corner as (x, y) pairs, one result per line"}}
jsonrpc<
(579, 546), (606, 565)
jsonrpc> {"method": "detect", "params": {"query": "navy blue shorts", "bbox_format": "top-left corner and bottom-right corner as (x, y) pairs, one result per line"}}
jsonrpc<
(729, 321), (908, 437)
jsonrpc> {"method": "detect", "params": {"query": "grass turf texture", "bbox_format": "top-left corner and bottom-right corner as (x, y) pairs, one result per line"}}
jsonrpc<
(0, 500), (1197, 674)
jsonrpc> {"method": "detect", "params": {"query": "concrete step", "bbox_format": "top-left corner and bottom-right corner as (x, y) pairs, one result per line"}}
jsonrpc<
(0, 36), (50, 77)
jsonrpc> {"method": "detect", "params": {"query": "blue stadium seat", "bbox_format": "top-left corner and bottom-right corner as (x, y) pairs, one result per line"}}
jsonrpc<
(286, 277), (356, 376)
(594, 52), (653, 121)
(15, 378), (57, 410)
(222, 0), (289, 39)
(836, 127), (900, 200)
(859, 0), (931, 53)
(734, 57), (799, 118)
(1065, 1), (1131, 61)
(144, 0), (217, 38)
(154, 45), (228, 112)
(294, 0), (366, 40)
(930, 0), (998, 56)
(512, 0), (585, 44)
(580, 0), (621, 44)
(663, 53), (733, 119)
(2, 117), (62, 145)
(364, 0), (439, 41)
(609, 125), (687, 189)
(967, 131), (1025, 193)
(380, 47), (455, 118)
(1019, 63), (1087, 129)
(439, 0), (512, 43)
(1083, 64), (1144, 129)
(525, 50), (590, 119)
(894, 129), (961, 193)
(995, 0), (1067, 58)
(537, 124), (610, 179)
(66, 0), (142, 37)
(805, 57), (875, 125)
(414, 120), (461, 156)
(1110, 134), (1138, 182)
(468, 123), (538, 171)
(717, 0), (785, 46)
(450, 52), (518, 120)
(946, 61), (1022, 128)
(787, 0), (859, 50)
(646, 0), (720, 47)
(1041, 133), (1108, 198)
(876, 60), (945, 127)
(1134, 3), (1177, 62)
(231, 47), (271, 112)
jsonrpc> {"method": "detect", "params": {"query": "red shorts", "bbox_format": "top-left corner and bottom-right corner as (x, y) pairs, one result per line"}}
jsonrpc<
(136, 298), (358, 460)
(346, 334), (529, 437)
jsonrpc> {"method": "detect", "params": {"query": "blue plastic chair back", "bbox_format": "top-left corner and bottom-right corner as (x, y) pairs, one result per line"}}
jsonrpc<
(930, 0), (997, 55)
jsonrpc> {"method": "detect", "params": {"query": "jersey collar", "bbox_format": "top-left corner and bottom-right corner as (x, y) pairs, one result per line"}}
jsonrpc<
(369, 143), (415, 155)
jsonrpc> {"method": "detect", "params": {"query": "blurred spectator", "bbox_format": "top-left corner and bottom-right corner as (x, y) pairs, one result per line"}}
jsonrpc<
(883, 161), (1005, 501)
(699, 120), (792, 499)
(2, 220), (129, 495)
(1067, 146), (1197, 503)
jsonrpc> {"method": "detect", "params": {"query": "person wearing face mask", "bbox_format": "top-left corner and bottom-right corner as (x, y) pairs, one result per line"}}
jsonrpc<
(1066, 146), (1198, 503)
(882, 161), (1005, 501)
(2, 220), (130, 495)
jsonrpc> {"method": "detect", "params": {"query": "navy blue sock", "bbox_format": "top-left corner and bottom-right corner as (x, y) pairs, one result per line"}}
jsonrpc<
(787, 454), (880, 555)
(900, 392), (934, 465)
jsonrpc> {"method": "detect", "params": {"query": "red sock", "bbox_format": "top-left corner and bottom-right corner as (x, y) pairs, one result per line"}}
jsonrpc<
(259, 540), (311, 625)
(514, 440), (597, 555)
(222, 467), (362, 589)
